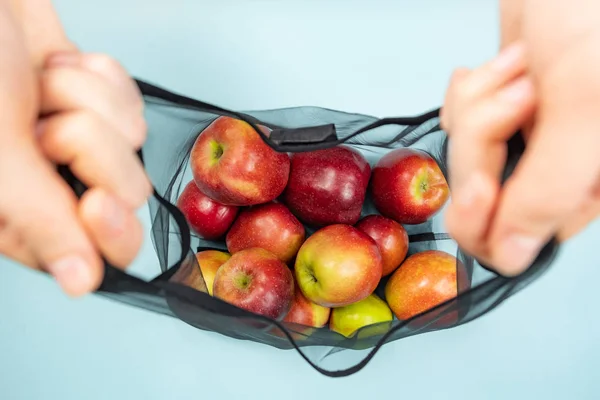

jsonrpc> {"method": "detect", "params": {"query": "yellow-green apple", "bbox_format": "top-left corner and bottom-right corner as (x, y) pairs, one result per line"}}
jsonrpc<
(283, 145), (371, 227)
(226, 202), (305, 264)
(370, 148), (449, 224)
(197, 250), (231, 295)
(294, 224), (383, 308)
(385, 250), (468, 327)
(176, 181), (239, 240)
(190, 116), (290, 206)
(329, 294), (393, 338)
(213, 248), (295, 319)
(355, 215), (409, 276)
(169, 250), (230, 295)
(283, 281), (331, 328)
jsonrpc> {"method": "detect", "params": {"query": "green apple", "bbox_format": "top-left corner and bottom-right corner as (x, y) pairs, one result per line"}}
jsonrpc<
(329, 294), (393, 338)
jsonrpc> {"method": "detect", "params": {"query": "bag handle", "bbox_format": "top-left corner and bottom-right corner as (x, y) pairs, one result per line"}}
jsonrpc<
(136, 79), (440, 152)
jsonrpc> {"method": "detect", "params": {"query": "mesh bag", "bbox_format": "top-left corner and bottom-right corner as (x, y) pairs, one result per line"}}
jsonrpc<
(62, 79), (559, 378)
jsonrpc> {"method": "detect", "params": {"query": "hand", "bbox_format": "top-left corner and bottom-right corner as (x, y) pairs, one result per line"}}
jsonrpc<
(441, 35), (600, 276)
(0, 2), (151, 296)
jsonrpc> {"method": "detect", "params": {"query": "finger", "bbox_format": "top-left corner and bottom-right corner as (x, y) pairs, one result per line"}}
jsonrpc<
(79, 188), (144, 268)
(0, 141), (103, 296)
(0, 218), (36, 267)
(440, 67), (470, 132)
(46, 52), (147, 148)
(487, 118), (600, 276)
(37, 110), (152, 209)
(39, 61), (146, 149)
(457, 41), (528, 101)
(449, 76), (536, 193)
(445, 77), (535, 262)
(558, 196), (600, 241)
(445, 171), (499, 259)
(78, 53), (145, 116)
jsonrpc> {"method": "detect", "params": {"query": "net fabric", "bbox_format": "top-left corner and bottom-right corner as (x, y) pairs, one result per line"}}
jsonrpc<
(89, 79), (558, 378)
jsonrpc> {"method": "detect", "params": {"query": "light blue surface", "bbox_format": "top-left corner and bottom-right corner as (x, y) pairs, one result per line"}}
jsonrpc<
(1, 1), (599, 398)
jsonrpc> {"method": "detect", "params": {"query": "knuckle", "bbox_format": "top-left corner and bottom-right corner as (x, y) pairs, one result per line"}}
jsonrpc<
(130, 86), (145, 112)
(454, 80), (477, 103)
(0, 218), (27, 258)
(439, 106), (451, 132)
(109, 217), (144, 268)
(445, 205), (470, 245)
(41, 112), (97, 155)
(130, 115), (147, 149)
(126, 157), (152, 206)
(449, 67), (469, 87)
(135, 174), (153, 207)
(85, 53), (122, 75)
(449, 69), (472, 94)
(41, 69), (70, 97)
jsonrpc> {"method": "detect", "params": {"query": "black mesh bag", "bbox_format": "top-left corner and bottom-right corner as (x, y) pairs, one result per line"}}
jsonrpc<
(60, 79), (559, 378)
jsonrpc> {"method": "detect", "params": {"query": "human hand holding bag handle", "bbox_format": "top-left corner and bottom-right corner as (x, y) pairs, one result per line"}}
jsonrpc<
(0, 0), (151, 296)
(53, 76), (558, 378)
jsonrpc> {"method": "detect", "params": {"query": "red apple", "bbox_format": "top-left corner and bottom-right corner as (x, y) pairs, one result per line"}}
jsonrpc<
(370, 148), (449, 224)
(283, 281), (331, 328)
(190, 116), (290, 206)
(355, 215), (409, 276)
(176, 181), (239, 240)
(283, 145), (371, 227)
(226, 202), (305, 264)
(385, 250), (469, 327)
(213, 248), (295, 319)
(294, 224), (383, 308)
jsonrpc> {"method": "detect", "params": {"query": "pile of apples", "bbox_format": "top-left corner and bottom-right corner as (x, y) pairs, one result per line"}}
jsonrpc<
(175, 116), (462, 338)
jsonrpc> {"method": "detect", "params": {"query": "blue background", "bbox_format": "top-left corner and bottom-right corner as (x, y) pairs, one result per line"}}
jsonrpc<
(1, 1), (599, 398)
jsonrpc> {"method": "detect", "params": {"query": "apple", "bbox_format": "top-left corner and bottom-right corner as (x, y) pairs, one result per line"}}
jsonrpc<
(283, 145), (371, 227)
(226, 202), (305, 264)
(329, 294), (393, 338)
(283, 281), (331, 328)
(385, 250), (468, 327)
(355, 215), (409, 276)
(170, 250), (230, 296)
(294, 224), (383, 308)
(190, 116), (290, 206)
(176, 181), (239, 240)
(197, 250), (231, 296)
(213, 247), (295, 319)
(370, 148), (449, 224)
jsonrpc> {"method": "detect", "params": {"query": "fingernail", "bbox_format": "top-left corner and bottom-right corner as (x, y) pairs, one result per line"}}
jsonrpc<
(500, 77), (533, 102)
(492, 42), (525, 71)
(454, 172), (487, 208)
(497, 234), (544, 274)
(46, 255), (94, 295)
(46, 52), (80, 68)
(103, 195), (125, 233)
